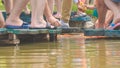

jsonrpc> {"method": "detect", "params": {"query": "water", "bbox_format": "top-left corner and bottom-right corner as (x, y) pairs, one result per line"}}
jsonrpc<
(0, 34), (120, 68)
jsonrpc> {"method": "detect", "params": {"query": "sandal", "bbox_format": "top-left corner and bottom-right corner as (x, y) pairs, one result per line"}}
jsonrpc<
(107, 23), (120, 30)
(6, 22), (30, 29)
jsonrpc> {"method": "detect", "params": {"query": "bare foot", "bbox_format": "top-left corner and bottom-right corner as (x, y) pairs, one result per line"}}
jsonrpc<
(95, 21), (104, 29)
(30, 18), (46, 28)
(6, 18), (24, 26)
(47, 16), (61, 27)
(106, 14), (120, 30)
(113, 15), (120, 24)
(103, 21), (110, 29)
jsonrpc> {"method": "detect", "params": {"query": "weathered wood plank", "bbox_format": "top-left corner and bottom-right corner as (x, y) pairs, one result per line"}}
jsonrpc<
(84, 29), (120, 37)
(6, 27), (82, 34)
(7, 29), (49, 34)
(104, 30), (120, 37)
(84, 29), (104, 36)
(8, 34), (20, 44)
(60, 27), (82, 33)
(0, 28), (7, 34)
(1, 28), (120, 37)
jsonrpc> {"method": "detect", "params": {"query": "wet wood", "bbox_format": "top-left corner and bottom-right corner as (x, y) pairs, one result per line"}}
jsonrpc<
(104, 30), (120, 37)
(84, 29), (120, 37)
(0, 28), (7, 34)
(84, 29), (104, 36)
(6, 27), (82, 34)
(8, 34), (20, 44)
(0, 28), (120, 36)
(0, 28), (120, 44)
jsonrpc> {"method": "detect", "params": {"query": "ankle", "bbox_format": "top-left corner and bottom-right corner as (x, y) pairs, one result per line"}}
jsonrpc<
(6, 18), (23, 24)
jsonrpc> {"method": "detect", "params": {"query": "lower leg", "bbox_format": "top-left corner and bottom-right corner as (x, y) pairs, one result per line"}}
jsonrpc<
(104, 10), (113, 28)
(104, 0), (120, 24)
(30, 0), (46, 28)
(54, 0), (62, 18)
(95, 0), (107, 28)
(47, 0), (54, 13)
(6, 0), (29, 26)
(44, 0), (61, 27)
(3, 0), (13, 14)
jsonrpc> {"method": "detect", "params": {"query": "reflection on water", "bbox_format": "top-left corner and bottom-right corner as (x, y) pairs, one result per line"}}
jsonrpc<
(0, 34), (120, 68)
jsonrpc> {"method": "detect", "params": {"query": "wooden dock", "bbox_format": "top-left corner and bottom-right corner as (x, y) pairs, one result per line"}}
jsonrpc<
(0, 28), (120, 44)
(84, 29), (120, 37)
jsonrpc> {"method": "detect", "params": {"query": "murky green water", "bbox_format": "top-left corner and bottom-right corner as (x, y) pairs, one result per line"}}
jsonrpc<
(0, 34), (120, 68)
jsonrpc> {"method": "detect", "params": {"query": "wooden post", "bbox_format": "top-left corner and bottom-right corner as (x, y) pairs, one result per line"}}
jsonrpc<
(49, 33), (57, 42)
(7, 33), (20, 45)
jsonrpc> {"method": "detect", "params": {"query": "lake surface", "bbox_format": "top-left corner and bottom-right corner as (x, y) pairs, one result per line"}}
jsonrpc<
(0, 34), (120, 68)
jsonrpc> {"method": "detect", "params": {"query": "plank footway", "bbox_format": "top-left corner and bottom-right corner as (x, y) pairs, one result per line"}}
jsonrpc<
(0, 28), (120, 44)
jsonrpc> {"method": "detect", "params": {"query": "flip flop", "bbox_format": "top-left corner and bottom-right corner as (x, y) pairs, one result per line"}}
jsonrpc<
(29, 25), (56, 29)
(23, 22), (29, 25)
(29, 27), (47, 29)
(6, 22), (30, 29)
(112, 23), (120, 30)
(46, 22), (57, 29)
(107, 23), (120, 30)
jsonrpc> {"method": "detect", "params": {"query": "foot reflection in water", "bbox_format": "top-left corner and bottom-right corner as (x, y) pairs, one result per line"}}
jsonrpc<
(58, 34), (87, 68)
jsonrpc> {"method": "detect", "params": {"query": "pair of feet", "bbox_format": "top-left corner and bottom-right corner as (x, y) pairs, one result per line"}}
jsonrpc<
(6, 16), (61, 29)
(6, 17), (69, 29)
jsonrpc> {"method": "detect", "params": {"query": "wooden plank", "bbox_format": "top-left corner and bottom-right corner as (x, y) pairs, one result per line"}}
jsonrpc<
(84, 29), (104, 36)
(0, 28), (7, 34)
(104, 30), (120, 37)
(6, 27), (82, 34)
(84, 29), (120, 37)
(2, 28), (120, 37)
(8, 34), (20, 44)
(60, 27), (82, 34)
(7, 29), (49, 34)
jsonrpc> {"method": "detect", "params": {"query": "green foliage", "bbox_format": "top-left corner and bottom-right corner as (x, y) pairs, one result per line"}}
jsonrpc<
(72, 4), (78, 12)
(85, 9), (93, 15)
(0, 0), (5, 10)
